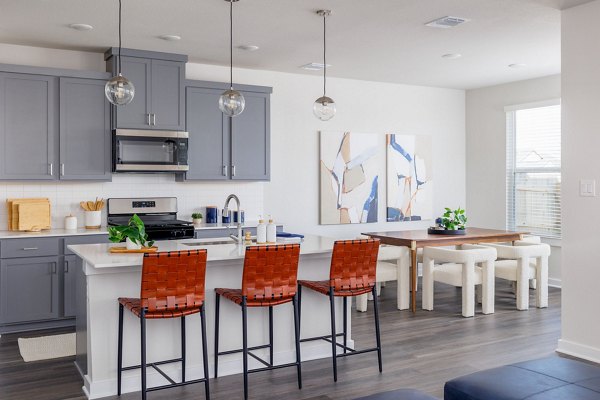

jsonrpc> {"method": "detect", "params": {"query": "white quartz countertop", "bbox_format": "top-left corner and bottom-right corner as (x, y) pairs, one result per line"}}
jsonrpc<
(68, 234), (336, 269)
(193, 220), (281, 230)
(0, 228), (109, 239)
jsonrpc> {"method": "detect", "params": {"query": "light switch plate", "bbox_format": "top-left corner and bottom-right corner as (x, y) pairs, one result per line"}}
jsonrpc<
(580, 179), (596, 197)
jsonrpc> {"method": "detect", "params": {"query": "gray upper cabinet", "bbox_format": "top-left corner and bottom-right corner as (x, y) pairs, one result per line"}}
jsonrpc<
(59, 78), (111, 180)
(231, 91), (270, 180)
(184, 86), (230, 180)
(181, 80), (272, 182)
(105, 49), (187, 131)
(0, 73), (58, 180)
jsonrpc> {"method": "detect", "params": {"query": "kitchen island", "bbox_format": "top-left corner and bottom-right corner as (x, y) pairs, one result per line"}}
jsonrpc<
(68, 235), (350, 399)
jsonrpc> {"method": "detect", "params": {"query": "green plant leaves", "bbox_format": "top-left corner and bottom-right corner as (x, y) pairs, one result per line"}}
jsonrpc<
(439, 207), (467, 230)
(107, 214), (153, 247)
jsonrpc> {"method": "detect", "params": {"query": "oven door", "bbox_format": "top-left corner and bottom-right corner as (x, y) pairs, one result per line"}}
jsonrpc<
(113, 130), (189, 172)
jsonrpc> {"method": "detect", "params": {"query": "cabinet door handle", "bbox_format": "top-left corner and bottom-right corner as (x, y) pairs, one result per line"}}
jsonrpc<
(147, 113), (151, 125)
(22, 247), (39, 251)
(51, 263), (57, 274)
(151, 113), (156, 126)
(222, 165), (228, 176)
(49, 163), (53, 176)
(64, 260), (69, 274)
(60, 163), (65, 176)
(231, 165), (236, 177)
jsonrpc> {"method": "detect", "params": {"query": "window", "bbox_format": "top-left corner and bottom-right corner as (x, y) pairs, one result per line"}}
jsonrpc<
(506, 100), (561, 239)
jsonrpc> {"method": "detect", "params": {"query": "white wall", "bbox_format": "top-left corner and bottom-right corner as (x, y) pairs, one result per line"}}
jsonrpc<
(558, 0), (600, 363)
(0, 43), (465, 236)
(465, 75), (562, 285)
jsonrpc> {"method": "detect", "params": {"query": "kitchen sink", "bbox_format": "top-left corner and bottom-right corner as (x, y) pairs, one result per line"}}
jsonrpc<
(182, 240), (236, 246)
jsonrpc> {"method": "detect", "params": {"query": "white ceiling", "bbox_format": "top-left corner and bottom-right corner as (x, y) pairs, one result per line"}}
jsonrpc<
(0, 0), (592, 89)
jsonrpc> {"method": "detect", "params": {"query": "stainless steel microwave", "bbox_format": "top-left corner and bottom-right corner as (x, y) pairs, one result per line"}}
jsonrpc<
(112, 129), (189, 173)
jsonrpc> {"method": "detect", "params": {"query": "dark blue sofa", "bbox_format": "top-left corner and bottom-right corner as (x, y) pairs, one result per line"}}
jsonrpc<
(444, 356), (600, 399)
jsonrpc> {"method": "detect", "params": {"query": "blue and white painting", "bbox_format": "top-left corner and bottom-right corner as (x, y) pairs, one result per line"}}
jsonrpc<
(386, 134), (433, 222)
(320, 132), (383, 224)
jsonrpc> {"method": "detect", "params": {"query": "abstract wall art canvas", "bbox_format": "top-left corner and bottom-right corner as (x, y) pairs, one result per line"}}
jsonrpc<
(320, 131), (383, 225)
(386, 134), (433, 222)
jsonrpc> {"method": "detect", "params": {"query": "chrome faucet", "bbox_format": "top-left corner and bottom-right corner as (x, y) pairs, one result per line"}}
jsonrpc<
(223, 194), (243, 243)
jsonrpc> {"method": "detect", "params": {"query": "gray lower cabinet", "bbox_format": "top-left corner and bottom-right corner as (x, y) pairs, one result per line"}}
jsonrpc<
(0, 73), (58, 180)
(182, 81), (271, 182)
(63, 255), (77, 318)
(0, 256), (60, 324)
(59, 77), (111, 180)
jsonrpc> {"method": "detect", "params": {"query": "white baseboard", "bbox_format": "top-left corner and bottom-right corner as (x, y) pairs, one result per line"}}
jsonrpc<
(548, 278), (562, 288)
(84, 339), (348, 399)
(556, 339), (600, 364)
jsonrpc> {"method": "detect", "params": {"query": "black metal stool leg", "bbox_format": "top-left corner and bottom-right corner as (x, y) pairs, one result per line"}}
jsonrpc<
(117, 303), (124, 396)
(372, 286), (383, 373)
(181, 316), (186, 382)
(214, 292), (220, 378)
(269, 305), (274, 366)
(329, 288), (338, 382)
(297, 285), (303, 334)
(292, 295), (302, 389)
(140, 309), (147, 400)
(343, 296), (348, 354)
(200, 305), (211, 400)
(242, 297), (249, 400)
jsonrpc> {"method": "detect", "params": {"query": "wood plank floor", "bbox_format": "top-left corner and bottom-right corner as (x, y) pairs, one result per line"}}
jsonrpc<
(0, 280), (561, 400)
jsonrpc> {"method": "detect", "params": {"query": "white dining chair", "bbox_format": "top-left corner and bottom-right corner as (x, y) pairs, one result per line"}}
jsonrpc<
(422, 245), (497, 317)
(356, 245), (412, 311)
(482, 239), (550, 310)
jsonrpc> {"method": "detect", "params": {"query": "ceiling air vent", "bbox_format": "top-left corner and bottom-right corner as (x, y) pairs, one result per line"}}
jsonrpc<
(425, 16), (470, 28)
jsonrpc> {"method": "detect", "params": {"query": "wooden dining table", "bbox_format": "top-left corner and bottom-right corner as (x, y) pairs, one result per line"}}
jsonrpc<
(362, 227), (526, 312)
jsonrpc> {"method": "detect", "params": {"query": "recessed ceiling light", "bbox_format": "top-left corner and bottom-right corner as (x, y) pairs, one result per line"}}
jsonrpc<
(300, 62), (332, 71)
(158, 34), (181, 41)
(69, 23), (93, 31)
(508, 63), (527, 68)
(238, 45), (259, 51)
(442, 53), (462, 59)
(425, 16), (470, 29)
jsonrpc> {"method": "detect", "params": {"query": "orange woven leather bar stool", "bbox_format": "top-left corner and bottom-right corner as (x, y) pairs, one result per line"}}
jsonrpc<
(298, 238), (382, 382)
(214, 244), (302, 400)
(117, 250), (210, 400)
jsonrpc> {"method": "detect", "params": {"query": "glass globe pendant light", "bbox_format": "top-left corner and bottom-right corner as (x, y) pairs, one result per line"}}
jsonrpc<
(105, 0), (135, 106)
(219, 0), (245, 117)
(314, 10), (336, 121)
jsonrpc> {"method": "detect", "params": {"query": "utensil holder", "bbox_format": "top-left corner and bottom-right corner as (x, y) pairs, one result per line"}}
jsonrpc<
(85, 211), (102, 229)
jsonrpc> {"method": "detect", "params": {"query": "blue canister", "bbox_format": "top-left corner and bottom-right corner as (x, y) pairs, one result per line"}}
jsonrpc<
(233, 210), (245, 223)
(206, 206), (218, 223)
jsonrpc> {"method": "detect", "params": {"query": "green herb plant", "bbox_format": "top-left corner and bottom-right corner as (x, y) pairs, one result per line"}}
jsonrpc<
(108, 214), (155, 248)
(192, 212), (203, 219)
(441, 207), (467, 230)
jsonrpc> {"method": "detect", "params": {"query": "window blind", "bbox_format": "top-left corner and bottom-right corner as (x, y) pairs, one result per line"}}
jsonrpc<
(506, 101), (561, 239)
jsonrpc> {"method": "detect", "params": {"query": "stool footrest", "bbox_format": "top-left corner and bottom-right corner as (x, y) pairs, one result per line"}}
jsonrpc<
(300, 333), (355, 353)
(217, 343), (271, 356)
(336, 347), (379, 358)
(146, 377), (208, 393)
(121, 357), (183, 371)
(247, 361), (300, 375)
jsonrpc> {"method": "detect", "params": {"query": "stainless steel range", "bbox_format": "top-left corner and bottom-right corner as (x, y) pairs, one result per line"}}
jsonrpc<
(107, 197), (195, 241)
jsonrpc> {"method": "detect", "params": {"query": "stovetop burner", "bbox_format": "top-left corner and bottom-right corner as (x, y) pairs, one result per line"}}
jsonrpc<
(107, 197), (195, 241)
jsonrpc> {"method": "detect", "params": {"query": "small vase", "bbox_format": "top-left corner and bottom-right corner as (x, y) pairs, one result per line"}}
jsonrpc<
(193, 218), (203, 227)
(126, 237), (141, 250)
(84, 211), (102, 229)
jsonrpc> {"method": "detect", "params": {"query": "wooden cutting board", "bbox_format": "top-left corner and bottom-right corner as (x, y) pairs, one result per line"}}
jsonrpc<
(109, 246), (158, 254)
(7, 198), (50, 231)
(17, 202), (51, 231)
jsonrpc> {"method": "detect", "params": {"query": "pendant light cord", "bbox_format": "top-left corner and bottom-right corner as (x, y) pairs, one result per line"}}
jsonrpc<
(118, 0), (122, 75)
(323, 13), (326, 97)
(230, 0), (233, 90)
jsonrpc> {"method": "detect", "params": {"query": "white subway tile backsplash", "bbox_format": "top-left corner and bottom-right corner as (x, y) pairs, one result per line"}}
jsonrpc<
(0, 175), (265, 229)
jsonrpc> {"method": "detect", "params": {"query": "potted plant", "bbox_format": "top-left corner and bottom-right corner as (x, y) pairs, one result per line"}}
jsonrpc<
(192, 212), (203, 227)
(108, 214), (155, 250)
(429, 207), (467, 235)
